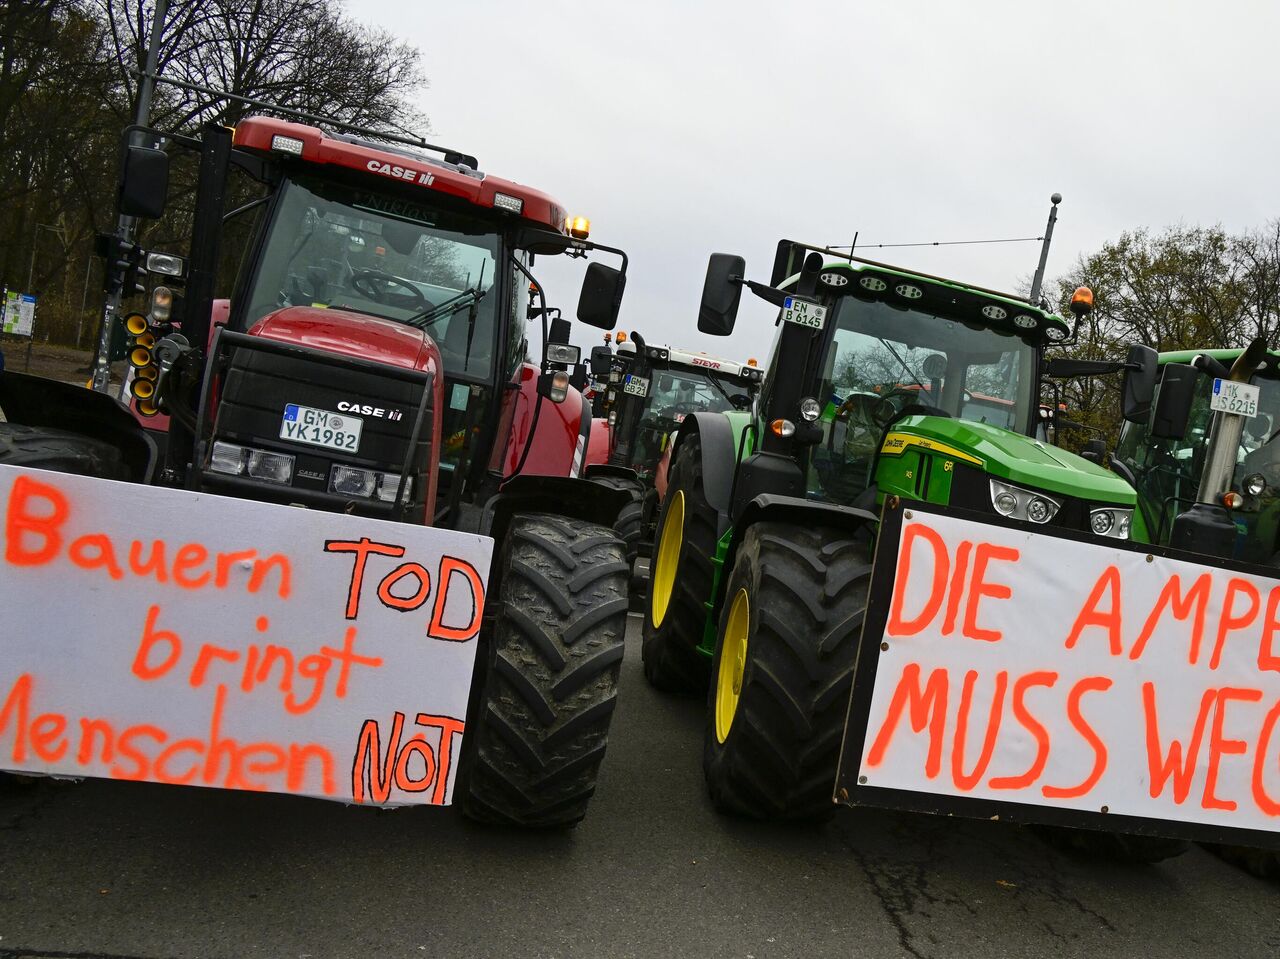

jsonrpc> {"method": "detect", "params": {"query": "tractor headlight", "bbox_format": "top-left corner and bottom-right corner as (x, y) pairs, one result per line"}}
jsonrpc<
(210, 441), (247, 475)
(331, 464), (377, 498)
(549, 370), (570, 403)
(988, 479), (1061, 525)
(330, 465), (412, 502)
(376, 474), (411, 503)
(146, 252), (186, 278)
(1244, 472), (1267, 497)
(1026, 497), (1053, 524)
(1089, 507), (1132, 540)
(149, 285), (173, 323)
(799, 397), (821, 422)
(545, 343), (581, 366)
(246, 449), (295, 484)
(209, 442), (295, 485)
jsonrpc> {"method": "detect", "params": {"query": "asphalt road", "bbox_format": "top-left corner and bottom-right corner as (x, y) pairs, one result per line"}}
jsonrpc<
(1, 614), (1277, 959)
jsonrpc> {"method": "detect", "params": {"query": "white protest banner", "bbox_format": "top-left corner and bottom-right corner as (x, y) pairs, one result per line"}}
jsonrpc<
(0, 465), (493, 806)
(847, 508), (1280, 837)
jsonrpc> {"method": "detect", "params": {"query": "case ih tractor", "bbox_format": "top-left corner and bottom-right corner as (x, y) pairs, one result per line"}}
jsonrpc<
(589, 333), (762, 597)
(642, 241), (1196, 843)
(0, 115), (634, 827)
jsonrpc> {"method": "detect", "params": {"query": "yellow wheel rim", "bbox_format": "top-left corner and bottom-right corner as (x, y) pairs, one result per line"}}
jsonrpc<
(650, 489), (685, 629)
(715, 587), (750, 743)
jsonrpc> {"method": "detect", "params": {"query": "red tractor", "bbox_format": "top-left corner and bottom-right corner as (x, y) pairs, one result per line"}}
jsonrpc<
(0, 114), (632, 826)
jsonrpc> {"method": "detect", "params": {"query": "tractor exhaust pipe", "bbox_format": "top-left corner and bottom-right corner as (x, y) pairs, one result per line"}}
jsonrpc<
(1027, 193), (1061, 308)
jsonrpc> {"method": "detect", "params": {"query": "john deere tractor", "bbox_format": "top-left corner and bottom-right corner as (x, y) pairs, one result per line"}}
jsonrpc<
(644, 240), (1140, 821)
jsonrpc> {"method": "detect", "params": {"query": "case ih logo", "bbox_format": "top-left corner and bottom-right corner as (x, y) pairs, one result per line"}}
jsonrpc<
(365, 159), (435, 187)
(691, 357), (722, 370)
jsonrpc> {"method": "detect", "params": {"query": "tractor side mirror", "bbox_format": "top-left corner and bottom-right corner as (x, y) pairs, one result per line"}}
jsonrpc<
(1121, 344), (1159, 423)
(549, 316), (572, 344)
(698, 253), (745, 336)
(1149, 363), (1197, 440)
(577, 262), (625, 329)
(1081, 438), (1107, 464)
(119, 145), (170, 219)
(589, 345), (613, 377)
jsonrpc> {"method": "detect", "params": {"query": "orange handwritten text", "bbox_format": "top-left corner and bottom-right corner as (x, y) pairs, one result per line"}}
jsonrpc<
(4, 475), (291, 598)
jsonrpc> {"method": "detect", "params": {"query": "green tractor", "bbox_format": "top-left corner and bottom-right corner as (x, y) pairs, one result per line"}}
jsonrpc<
(1112, 342), (1280, 566)
(643, 239), (1140, 821)
(1110, 339), (1280, 875)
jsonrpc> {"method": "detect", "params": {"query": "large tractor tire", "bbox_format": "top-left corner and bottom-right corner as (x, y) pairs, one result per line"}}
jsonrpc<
(0, 423), (131, 479)
(0, 424), (131, 790)
(587, 473), (645, 500)
(460, 513), (629, 827)
(614, 498), (646, 610)
(642, 432), (718, 694)
(703, 521), (872, 820)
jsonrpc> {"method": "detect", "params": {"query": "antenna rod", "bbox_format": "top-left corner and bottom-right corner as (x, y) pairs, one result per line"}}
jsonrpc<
(1028, 192), (1062, 307)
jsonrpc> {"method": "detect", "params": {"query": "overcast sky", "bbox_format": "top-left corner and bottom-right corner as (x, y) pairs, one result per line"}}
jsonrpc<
(350, 0), (1279, 363)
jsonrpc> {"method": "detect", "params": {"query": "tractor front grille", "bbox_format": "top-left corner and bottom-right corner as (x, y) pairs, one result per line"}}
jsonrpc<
(194, 329), (434, 521)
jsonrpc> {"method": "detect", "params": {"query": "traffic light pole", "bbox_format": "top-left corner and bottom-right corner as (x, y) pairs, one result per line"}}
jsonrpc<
(91, 0), (168, 393)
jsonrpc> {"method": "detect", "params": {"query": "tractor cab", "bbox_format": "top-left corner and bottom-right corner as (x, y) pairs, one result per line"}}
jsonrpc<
(1113, 346), (1280, 563)
(109, 116), (626, 530)
(607, 336), (762, 482)
(694, 242), (1134, 537)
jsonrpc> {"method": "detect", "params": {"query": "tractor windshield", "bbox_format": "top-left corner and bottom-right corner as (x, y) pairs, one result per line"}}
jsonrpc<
(242, 175), (502, 380)
(807, 297), (1037, 502)
(1114, 371), (1280, 556)
(630, 367), (750, 473)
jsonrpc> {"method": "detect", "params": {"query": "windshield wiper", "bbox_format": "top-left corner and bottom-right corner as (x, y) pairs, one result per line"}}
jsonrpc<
(704, 374), (736, 408)
(405, 287), (487, 330)
(878, 337), (930, 396)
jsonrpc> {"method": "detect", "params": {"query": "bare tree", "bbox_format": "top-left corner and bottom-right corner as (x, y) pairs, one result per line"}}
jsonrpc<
(0, 0), (430, 345)
(94, 0), (428, 135)
(1049, 222), (1280, 447)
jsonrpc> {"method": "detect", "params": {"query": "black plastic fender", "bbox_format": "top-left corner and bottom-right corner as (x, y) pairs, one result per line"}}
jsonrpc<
(711, 493), (879, 621)
(671, 411), (740, 522)
(482, 474), (632, 560)
(0, 370), (158, 482)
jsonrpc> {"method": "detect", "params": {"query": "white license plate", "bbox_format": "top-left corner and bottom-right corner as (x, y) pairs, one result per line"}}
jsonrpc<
(782, 296), (827, 329)
(624, 374), (650, 397)
(279, 404), (363, 452)
(1210, 378), (1260, 417)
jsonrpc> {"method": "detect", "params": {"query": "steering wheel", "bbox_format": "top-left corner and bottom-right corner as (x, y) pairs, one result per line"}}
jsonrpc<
(872, 388), (949, 426)
(349, 270), (430, 311)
